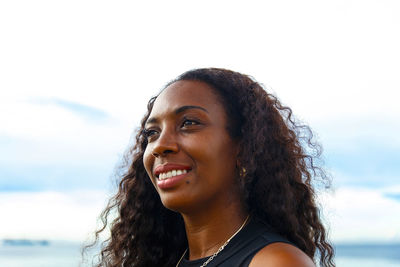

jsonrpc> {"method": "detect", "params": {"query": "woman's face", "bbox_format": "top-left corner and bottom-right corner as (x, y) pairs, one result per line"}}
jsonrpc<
(143, 80), (240, 212)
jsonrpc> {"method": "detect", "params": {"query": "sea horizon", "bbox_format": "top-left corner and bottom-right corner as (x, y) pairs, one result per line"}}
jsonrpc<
(1, 239), (399, 267)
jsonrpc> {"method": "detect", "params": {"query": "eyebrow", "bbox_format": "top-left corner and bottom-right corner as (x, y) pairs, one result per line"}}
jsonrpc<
(146, 105), (208, 125)
(175, 105), (208, 114)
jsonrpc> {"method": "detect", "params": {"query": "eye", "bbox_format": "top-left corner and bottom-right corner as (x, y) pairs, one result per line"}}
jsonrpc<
(181, 118), (199, 128)
(143, 128), (159, 141)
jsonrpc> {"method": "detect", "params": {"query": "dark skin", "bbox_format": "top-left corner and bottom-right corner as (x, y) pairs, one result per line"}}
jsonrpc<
(143, 80), (314, 266)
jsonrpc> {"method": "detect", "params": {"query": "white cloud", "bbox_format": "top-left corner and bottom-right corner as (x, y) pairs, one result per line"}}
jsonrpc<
(1, 0), (400, 244)
(1, 0), (399, 125)
(1, 186), (399, 243)
(0, 101), (133, 165)
(319, 186), (400, 243)
(0, 190), (110, 241)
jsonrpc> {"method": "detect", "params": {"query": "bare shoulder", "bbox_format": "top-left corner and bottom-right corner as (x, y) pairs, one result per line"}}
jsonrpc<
(249, 242), (315, 267)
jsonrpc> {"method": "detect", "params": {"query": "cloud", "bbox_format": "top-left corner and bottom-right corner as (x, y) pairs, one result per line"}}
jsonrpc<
(319, 186), (400, 243)
(1, 186), (399, 243)
(0, 130), (131, 192)
(0, 161), (117, 192)
(384, 193), (400, 202)
(309, 116), (400, 188)
(0, 190), (110, 241)
(0, 0), (399, 244)
(33, 98), (110, 121)
(324, 141), (400, 188)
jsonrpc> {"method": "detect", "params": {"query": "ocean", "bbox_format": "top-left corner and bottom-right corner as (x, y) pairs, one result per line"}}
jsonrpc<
(0, 241), (399, 267)
(335, 244), (400, 267)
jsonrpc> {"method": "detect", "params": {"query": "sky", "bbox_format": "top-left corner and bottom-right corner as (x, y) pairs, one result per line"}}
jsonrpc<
(0, 0), (399, 243)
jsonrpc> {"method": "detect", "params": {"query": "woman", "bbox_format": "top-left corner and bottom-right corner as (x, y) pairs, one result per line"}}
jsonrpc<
(89, 68), (334, 266)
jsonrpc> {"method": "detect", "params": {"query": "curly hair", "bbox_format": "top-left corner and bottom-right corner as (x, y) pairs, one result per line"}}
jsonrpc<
(85, 68), (335, 267)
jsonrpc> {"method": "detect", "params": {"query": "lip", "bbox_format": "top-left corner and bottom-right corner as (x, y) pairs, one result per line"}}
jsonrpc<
(153, 163), (191, 178)
(153, 163), (192, 190)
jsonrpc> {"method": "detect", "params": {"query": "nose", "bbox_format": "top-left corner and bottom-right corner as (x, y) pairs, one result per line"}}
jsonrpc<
(151, 127), (179, 157)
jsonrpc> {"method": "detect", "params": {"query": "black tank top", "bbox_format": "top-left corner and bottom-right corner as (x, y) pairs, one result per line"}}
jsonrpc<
(177, 218), (293, 267)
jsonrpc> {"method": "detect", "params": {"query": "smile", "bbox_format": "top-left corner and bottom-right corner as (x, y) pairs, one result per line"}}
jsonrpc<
(158, 169), (188, 180)
(153, 163), (192, 183)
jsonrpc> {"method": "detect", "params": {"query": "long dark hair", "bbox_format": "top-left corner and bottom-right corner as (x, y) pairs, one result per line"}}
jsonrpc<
(85, 68), (334, 267)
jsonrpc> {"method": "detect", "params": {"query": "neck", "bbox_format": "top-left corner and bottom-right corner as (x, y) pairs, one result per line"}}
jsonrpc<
(181, 199), (248, 260)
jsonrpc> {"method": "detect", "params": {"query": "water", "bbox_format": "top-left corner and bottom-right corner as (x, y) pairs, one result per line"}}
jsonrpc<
(0, 241), (399, 267)
(335, 244), (400, 267)
(0, 241), (83, 267)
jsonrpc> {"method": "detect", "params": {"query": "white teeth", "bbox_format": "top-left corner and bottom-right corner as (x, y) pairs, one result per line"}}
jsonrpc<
(158, 169), (188, 180)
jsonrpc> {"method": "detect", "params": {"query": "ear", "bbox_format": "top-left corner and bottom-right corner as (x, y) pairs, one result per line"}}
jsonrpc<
(236, 146), (247, 177)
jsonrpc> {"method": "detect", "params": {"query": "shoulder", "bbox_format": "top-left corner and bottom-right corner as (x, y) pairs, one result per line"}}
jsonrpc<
(249, 242), (315, 267)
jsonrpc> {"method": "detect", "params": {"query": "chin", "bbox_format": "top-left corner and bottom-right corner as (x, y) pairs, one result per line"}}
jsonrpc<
(159, 193), (194, 213)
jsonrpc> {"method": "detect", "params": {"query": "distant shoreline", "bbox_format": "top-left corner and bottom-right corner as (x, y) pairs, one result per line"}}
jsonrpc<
(2, 239), (50, 246)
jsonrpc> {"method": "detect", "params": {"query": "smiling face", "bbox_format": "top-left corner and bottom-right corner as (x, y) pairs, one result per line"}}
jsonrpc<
(143, 80), (241, 213)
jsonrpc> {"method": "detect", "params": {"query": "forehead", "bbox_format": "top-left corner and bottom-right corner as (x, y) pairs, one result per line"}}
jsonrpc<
(150, 80), (223, 116)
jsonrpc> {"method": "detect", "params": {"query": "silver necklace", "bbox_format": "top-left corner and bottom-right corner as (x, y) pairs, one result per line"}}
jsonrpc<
(176, 215), (250, 267)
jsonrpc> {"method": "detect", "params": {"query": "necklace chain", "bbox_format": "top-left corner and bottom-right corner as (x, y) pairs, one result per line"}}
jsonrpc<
(176, 215), (250, 267)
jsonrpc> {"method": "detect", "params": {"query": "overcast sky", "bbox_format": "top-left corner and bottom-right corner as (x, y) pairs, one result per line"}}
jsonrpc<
(0, 0), (399, 243)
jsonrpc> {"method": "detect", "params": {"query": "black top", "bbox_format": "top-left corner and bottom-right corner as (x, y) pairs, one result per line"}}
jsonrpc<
(177, 218), (293, 267)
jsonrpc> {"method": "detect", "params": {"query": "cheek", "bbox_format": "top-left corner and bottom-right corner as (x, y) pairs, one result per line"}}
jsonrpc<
(143, 147), (154, 178)
(196, 138), (238, 175)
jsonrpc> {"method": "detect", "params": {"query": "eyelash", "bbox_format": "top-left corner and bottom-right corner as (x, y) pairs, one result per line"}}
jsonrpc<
(143, 117), (201, 141)
(142, 129), (158, 139)
(181, 117), (200, 127)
